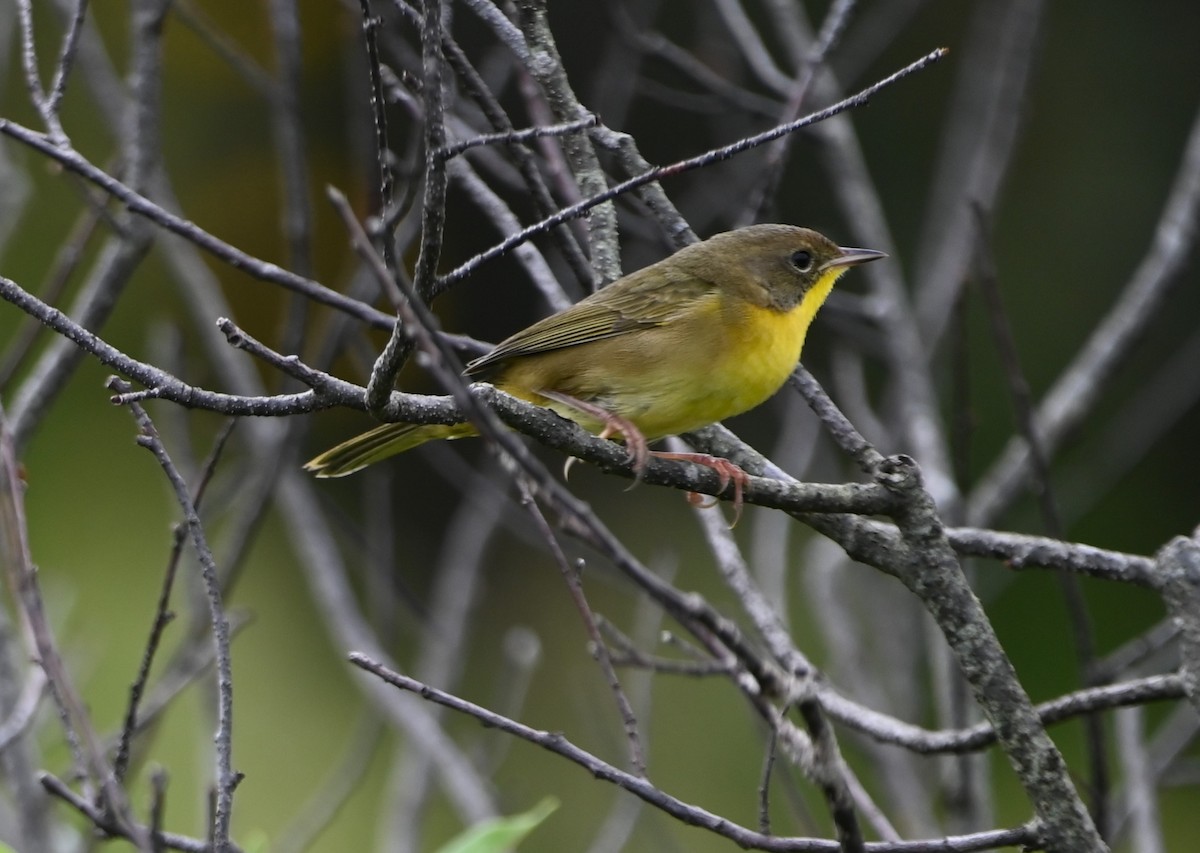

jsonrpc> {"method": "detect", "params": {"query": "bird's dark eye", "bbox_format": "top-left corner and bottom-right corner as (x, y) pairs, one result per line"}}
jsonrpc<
(790, 250), (813, 271)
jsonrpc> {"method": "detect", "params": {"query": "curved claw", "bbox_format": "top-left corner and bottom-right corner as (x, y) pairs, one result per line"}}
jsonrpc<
(533, 389), (748, 525)
(654, 451), (749, 527)
(538, 389), (650, 487)
(686, 491), (720, 509)
(606, 422), (648, 490)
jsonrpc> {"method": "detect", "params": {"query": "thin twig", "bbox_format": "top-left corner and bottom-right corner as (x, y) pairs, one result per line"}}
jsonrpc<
(0, 273), (335, 413)
(0, 193), (104, 388)
(46, 0), (91, 120)
(914, 0), (1045, 345)
(437, 48), (948, 293)
(365, 0), (449, 413)
(0, 119), (396, 328)
(39, 772), (221, 853)
(440, 115), (598, 160)
(437, 32), (595, 289)
(970, 204), (1109, 837)
(111, 381), (240, 852)
(736, 0), (861, 225)
(386, 463), (507, 850)
(446, 156), (573, 312)
(788, 366), (885, 475)
(356, 0), (396, 274)
(517, 480), (647, 776)
(350, 654), (1037, 853)
(819, 674), (1184, 755)
(515, 0), (622, 284)
(274, 714), (385, 853)
(599, 618), (732, 677)
(608, 4), (780, 120)
(114, 419), (237, 784)
(1, 404), (146, 847)
(268, 0), (317, 361)
(968, 100), (1200, 526)
(173, 0), (276, 96)
(15, 0), (61, 138)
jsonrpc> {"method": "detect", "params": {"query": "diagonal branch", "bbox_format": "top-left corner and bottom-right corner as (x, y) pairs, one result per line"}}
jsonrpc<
(968, 101), (1200, 526)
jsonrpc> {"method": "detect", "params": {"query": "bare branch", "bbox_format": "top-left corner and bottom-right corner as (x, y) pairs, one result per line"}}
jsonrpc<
(877, 455), (1103, 851)
(351, 654), (1038, 853)
(111, 381), (240, 852)
(0, 120), (395, 329)
(969, 101), (1200, 526)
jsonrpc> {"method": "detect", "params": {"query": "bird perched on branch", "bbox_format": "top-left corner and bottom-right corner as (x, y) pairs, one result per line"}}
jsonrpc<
(306, 224), (884, 512)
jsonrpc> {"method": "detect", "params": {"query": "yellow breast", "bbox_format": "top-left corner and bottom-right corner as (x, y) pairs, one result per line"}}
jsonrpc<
(501, 272), (840, 441)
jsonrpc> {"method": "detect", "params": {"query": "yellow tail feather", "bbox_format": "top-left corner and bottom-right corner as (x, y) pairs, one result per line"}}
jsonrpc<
(303, 421), (478, 477)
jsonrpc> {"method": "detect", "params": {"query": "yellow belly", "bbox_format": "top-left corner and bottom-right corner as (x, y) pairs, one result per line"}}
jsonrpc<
(499, 280), (835, 441)
(627, 296), (812, 437)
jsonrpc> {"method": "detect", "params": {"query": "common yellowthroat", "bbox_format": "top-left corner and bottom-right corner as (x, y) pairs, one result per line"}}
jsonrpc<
(305, 225), (884, 488)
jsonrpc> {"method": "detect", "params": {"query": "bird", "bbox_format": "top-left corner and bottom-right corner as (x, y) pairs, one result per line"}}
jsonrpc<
(305, 224), (884, 511)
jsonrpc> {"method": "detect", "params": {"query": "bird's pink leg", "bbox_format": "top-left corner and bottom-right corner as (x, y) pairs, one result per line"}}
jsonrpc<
(652, 451), (750, 526)
(537, 391), (748, 523)
(537, 390), (649, 481)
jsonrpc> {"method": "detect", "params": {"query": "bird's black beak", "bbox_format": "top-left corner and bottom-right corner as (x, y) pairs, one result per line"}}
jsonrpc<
(823, 246), (887, 270)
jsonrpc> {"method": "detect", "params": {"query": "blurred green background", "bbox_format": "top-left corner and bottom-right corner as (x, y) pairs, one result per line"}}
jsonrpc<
(2, 1), (1199, 850)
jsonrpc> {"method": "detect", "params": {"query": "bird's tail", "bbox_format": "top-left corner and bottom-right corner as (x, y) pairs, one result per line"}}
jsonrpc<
(303, 421), (478, 477)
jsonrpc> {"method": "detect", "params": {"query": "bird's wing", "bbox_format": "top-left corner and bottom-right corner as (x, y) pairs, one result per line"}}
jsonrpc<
(465, 265), (715, 377)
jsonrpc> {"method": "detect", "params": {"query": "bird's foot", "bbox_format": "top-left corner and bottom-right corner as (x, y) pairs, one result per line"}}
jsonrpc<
(653, 451), (749, 527)
(539, 389), (649, 484)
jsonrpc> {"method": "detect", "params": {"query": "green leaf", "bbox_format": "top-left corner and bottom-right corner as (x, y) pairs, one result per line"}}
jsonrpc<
(433, 797), (559, 853)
